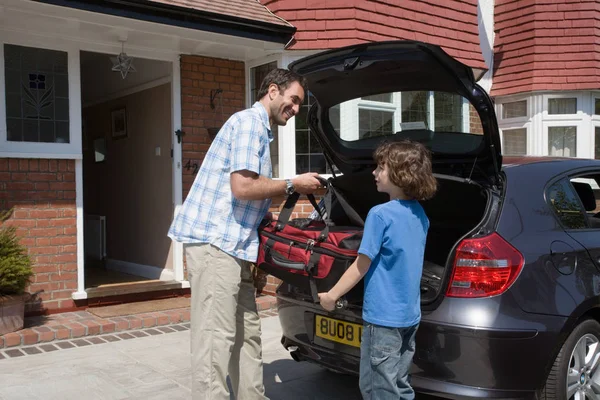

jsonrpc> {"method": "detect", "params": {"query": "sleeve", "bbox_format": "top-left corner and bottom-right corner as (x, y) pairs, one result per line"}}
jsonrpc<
(357, 210), (386, 261)
(230, 116), (262, 175)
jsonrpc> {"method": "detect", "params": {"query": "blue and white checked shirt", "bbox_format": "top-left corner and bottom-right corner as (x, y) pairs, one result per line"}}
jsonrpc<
(168, 102), (273, 262)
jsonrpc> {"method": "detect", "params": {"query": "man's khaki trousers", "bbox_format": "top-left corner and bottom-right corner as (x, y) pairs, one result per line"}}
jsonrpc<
(186, 243), (268, 400)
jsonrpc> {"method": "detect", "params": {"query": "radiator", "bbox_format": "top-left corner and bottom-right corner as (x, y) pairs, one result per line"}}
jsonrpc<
(84, 215), (106, 261)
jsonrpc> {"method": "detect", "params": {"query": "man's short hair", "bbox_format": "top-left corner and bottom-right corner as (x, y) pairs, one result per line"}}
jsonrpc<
(256, 68), (308, 100)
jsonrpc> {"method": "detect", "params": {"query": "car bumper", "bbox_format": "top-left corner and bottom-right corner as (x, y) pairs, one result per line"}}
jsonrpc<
(277, 294), (567, 400)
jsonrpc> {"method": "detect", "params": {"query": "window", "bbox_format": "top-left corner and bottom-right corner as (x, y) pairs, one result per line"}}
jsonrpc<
(548, 126), (577, 157)
(4, 44), (69, 143)
(502, 128), (527, 155)
(502, 100), (527, 119)
(547, 179), (587, 229)
(327, 90), (478, 154)
(595, 99), (600, 115)
(548, 98), (577, 115)
(401, 91), (428, 127)
(250, 61), (278, 177)
(296, 93), (331, 174)
(434, 92), (462, 132)
(250, 61), (276, 103)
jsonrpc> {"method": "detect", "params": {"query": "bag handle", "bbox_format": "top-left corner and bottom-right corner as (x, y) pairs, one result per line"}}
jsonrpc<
(317, 177), (364, 228)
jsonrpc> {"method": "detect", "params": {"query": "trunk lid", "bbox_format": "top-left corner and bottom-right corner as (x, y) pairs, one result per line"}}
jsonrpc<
(288, 40), (502, 185)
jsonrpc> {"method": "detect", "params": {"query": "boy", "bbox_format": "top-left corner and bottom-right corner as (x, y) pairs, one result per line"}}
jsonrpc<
(318, 140), (437, 400)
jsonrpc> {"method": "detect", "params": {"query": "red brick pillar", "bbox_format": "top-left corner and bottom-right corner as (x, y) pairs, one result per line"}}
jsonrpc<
(0, 159), (77, 313)
(179, 55), (246, 197)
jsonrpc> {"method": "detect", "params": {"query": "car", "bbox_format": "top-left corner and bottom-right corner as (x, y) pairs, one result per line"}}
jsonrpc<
(267, 40), (600, 400)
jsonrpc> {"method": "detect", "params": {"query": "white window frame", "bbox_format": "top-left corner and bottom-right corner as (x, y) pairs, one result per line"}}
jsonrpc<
(500, 125), (530, 156)
(543, 120), (585, 158)
(542, 93), (584, 121)
(0, 38), (82, 159)
(498, 98), (529, 124)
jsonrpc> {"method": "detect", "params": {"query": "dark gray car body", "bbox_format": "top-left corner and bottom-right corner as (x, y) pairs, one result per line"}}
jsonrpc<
(276, 157), (600, 399)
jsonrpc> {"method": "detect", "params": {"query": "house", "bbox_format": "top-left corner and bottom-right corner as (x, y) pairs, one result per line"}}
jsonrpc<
(1, 0), (597, 313)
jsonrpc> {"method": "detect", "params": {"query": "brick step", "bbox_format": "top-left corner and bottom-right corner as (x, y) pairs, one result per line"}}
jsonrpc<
(0, 295), (278, 350)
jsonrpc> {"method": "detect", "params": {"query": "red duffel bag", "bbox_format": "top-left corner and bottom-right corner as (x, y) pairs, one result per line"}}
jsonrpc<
(257, 180), (364, 303)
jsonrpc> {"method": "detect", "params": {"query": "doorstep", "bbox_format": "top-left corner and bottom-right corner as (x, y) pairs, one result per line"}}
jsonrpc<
(0, 294), (278, 350)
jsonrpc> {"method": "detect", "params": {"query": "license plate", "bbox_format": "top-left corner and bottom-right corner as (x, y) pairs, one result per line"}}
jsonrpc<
(315, 315), (362, 348)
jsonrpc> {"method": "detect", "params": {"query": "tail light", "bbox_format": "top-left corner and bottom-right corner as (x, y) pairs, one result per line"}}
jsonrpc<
(446, 233), (524, 298)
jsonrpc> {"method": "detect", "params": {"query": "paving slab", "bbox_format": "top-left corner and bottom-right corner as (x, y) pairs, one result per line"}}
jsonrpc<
(0, 315), (440, 400)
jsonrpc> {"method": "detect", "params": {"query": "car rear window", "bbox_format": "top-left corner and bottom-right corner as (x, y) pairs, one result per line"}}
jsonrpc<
(327, 90), (484, 154)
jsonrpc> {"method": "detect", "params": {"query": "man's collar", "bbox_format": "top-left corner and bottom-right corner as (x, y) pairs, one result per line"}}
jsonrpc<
(253, 102), (273, 142)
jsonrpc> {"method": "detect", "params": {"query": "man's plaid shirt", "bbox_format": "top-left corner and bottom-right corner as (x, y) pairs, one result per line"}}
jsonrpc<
(168, 102), (273, 262)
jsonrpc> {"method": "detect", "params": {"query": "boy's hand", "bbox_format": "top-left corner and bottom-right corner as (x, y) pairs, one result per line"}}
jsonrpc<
(318, 292), (336, 312)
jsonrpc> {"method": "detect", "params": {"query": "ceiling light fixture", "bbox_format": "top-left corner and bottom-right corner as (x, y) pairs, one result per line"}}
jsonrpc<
(111, 39), (136, 79)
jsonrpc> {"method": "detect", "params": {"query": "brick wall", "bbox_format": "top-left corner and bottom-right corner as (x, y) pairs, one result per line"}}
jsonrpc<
(180, 55), (246, 196)
(0, 159), (77, 313)
(470, 104), (484, 134)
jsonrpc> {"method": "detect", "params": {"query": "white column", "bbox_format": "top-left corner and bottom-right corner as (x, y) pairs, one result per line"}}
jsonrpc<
(477, 0), (495, 93)
(71, 47), (86, 300)
(171, 55), (186, 285)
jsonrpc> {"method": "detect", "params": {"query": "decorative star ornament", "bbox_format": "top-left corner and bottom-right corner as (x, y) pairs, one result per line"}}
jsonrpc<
(111, 52), (136, 79)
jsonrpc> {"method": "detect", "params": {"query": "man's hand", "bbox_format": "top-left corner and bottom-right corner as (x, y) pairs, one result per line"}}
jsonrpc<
(292, 173), (324, 195)
(318, 292), (337, 312)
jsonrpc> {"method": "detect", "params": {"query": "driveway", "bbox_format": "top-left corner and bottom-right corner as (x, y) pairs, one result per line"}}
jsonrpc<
(0, 315), (440, 399)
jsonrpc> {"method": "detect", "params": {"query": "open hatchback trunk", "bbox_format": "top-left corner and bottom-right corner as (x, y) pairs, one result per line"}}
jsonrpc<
(258, 40), (502, 305)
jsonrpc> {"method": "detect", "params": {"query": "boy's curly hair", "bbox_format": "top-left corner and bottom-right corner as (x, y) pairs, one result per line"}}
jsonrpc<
(373, 140), (438, 201)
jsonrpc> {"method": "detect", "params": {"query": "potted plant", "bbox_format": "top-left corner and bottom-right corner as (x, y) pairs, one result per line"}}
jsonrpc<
(0, 209), (33, 335)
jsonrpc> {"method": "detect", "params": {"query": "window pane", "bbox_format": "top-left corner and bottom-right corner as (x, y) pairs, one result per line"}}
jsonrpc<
(4, 44), (70, 143)
(548, 98), (577, 115)
(503, 128), (527, 155)
(548, 126), (577, 157)
(250, 61), (278, 176)
(547, 180), (587, 229)
(401, 91), (428, 126)
(250, 61), (277, 103)
(596, 99), (600, 115)
(596, 127), (600, 160)
(434, 92), (462, 132)
(295, 93), (330, 174)
(362, 93), (392, 103)
(358, 109), (394, 139)
(502, 100), (527, 119)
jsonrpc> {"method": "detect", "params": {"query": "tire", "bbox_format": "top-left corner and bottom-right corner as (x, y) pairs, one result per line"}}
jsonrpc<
(540, 319), (600, 400)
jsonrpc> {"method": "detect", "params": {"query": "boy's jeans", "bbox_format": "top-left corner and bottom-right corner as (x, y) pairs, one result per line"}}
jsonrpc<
(359, 323), (419, 400)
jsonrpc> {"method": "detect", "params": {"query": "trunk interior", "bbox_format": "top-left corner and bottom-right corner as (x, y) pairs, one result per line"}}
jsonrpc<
(326, 171), (489, 304)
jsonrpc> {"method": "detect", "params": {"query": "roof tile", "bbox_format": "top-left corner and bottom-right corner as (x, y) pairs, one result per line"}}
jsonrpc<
(148, 0), (293, 27)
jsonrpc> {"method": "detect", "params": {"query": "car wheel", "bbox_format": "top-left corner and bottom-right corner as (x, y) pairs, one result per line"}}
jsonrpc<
(541, 319), (600, 400)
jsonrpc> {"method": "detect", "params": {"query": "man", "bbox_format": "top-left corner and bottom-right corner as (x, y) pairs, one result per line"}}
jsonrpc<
(168, 68), (322, 400)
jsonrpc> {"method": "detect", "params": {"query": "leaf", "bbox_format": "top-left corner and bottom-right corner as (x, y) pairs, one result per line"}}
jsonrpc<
(39, 85), (54, 104)
(21, 83), (36, 104)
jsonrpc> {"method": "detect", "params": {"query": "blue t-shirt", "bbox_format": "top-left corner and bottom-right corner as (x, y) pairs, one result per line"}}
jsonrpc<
(358, 199), (429, 328)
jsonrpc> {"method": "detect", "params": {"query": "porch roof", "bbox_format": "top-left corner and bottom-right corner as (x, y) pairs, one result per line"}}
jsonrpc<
(35, 0), (296, 44)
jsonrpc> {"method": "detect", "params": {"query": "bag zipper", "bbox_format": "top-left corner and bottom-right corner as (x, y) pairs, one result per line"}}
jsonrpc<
(261, 230), (357, 259)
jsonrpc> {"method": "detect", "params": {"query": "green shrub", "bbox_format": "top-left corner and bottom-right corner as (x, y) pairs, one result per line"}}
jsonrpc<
(0, 210), (33, 296)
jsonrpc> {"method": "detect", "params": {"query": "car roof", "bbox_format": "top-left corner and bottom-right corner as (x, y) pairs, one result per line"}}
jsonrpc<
(501, 156), (600, 180)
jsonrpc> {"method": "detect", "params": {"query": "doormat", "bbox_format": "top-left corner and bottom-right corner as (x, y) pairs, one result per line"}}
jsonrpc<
(87, 297), (190, 318)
